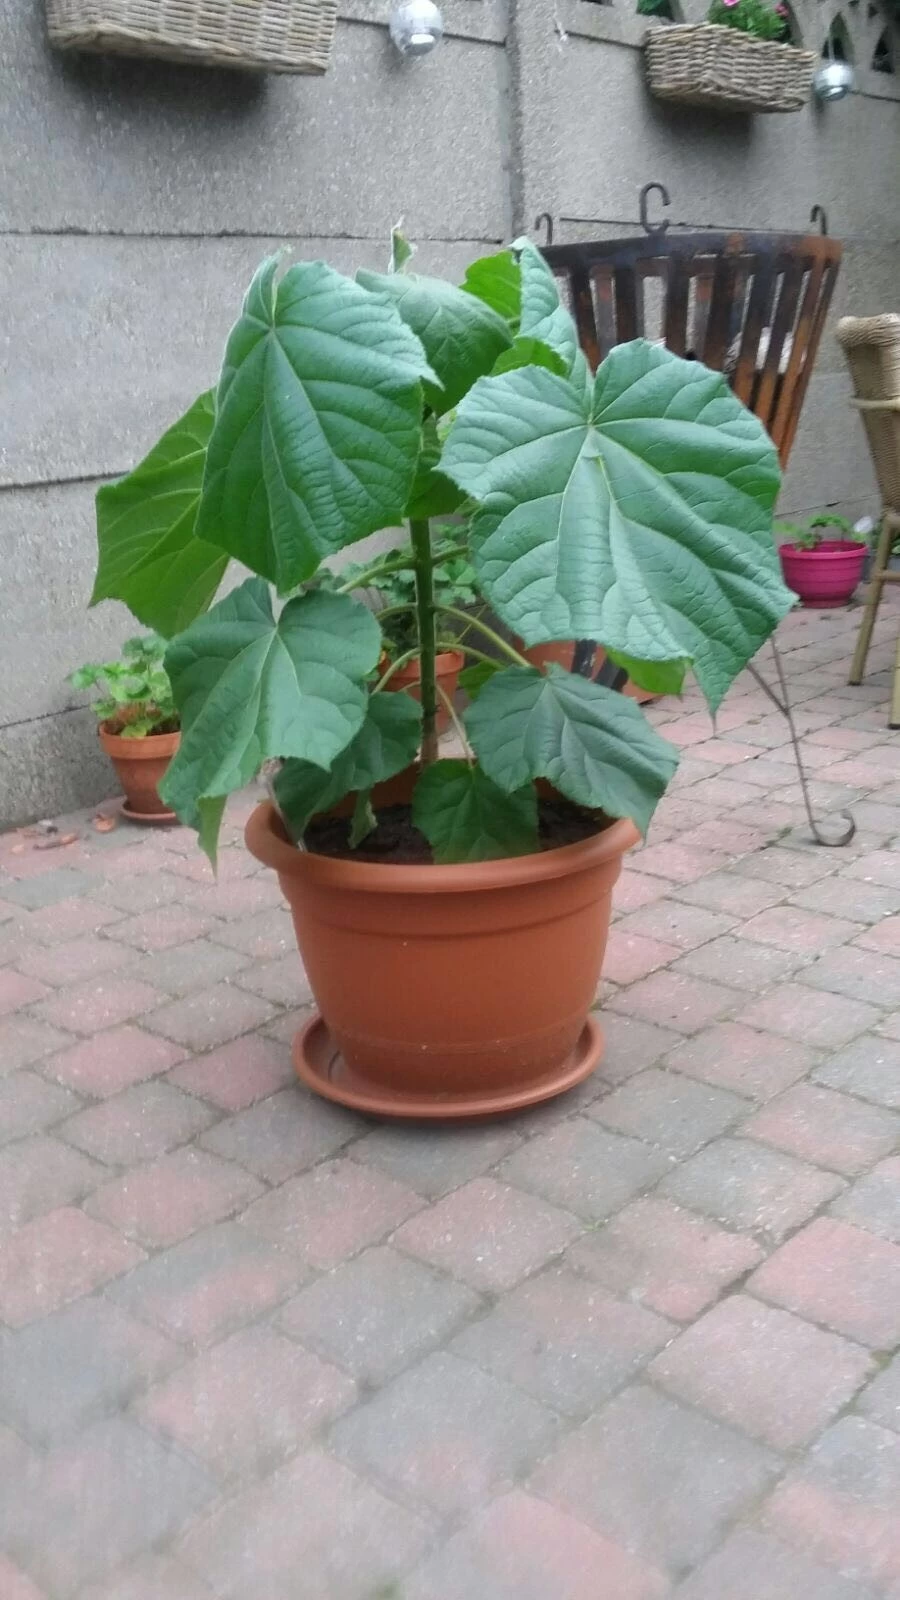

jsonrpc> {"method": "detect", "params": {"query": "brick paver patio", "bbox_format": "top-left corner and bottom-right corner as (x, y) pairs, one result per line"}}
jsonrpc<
(1, 597), (899, 1599)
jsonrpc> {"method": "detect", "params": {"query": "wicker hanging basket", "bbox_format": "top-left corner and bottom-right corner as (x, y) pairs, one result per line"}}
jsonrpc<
(45, 0), (337, 73)
(644, 23), (816, 112)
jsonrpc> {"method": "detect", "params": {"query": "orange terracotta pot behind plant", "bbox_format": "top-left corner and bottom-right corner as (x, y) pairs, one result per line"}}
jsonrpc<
(382, 649), (465, 734)
(69, 635), (180, 823)
(519, 640), (657, 704)
(246, 775), (638, 1117)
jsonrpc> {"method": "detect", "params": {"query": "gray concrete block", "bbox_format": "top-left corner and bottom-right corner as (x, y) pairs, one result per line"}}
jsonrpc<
(0, 12), (506, 239)
(781, 370), (878, 514)
(0, 235), (499, 488)
(0, 708), (119, 829)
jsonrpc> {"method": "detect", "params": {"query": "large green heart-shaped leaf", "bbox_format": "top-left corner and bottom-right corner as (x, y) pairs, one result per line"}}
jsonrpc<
(413, 759), (538, 863)
(274, 690), (421, 841)
(195, 258), (435, 593)
(461, 249), (521, 325)
(514, 238), (579, 374)
(464, 664), (678, 836)
(357, 269), (513, 414)
(160, 576), (381, 862)
(441, 340), (790, 712)
(404, 416), (466, 519)
(92, 392), (228, 636)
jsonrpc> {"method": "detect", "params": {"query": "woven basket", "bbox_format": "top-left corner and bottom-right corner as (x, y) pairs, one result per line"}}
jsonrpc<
(46, 0), (337, 72)
(645, 23), (815, 113)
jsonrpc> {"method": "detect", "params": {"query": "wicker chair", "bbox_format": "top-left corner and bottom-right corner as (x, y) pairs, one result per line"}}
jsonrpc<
(837, 315), (900, 728)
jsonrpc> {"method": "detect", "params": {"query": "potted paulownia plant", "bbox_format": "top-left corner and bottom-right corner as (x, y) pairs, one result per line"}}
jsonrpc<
(87, 237), (791, 1117)
(777, 514), (869, 607)
(69, 635), (180, 822)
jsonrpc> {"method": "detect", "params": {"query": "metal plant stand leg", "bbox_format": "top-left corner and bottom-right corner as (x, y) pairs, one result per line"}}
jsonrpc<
(850, 510), (899, 684)
(748, 639), (855, 847)
(891, 634), (900, 730)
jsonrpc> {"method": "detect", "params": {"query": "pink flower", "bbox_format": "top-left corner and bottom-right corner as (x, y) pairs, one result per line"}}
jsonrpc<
(722, 2), (740, 10)
(775, 5), (788, 15)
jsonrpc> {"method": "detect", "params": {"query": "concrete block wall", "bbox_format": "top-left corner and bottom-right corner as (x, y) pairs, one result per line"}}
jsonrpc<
(1, 0), (897, 823)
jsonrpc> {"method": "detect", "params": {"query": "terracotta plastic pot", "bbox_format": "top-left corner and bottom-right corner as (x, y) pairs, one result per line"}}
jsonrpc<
(779, 541), (867, 609)
(245, 781), (638, 1119)
(382, 650), (464, 735)
(99, 723), (180, 822)
(518, 640), (656, 705)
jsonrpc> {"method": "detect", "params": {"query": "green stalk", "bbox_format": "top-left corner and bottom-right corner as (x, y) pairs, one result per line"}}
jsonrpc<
(410, 518), (439, 763)
(435, 605), (532, 668)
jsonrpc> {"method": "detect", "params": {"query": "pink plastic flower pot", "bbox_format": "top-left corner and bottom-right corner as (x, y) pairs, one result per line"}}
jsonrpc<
(778, 540), (868, 609)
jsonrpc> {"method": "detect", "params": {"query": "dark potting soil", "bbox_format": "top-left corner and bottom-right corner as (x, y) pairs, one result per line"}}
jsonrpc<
(304, 797), (605, 865)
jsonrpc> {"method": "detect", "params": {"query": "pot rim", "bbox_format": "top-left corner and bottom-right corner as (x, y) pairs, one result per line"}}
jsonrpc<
(382, 648), (466, 676)
(778, 541), (867, 560)
(99, 722), (181, 757)
(246, 800), (639, 895)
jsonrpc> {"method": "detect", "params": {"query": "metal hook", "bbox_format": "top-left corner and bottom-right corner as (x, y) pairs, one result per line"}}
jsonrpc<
(533, 212), (555, 246)
(810, 204), (829, 236)
(639, 182), (670, 236)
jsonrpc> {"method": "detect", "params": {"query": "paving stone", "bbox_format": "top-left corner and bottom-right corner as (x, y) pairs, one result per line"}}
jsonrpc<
(841, 850), (900, 889)
(734, 984), (882, 1049)
(0, 1011), (70, 1075)
(208, 905), (297, 960)
(738, 905), (860, 955)
(660, 1137), (843, 1239)
(744, 1084), (899, 1176)
(501, 1115), (669, 1222)
(0, 1415), (217, 1597)
(649, 1294), (873, 1449)
(567, 1195), (763, 1320)
(85, 1146), (265, 1247)
(749, 1217), (900, 1347)
(240, 1158), (422, 1268)
(392, 1176), (581, 1292)
(761, 1416), (900, 1590)
(674, 1527), (882, 1600)
(41, 1025), (187, 1098)
(141, 983), (278, 1050)
(608, 970), (743, 1034)
(168, 1035), (294, 1110)
(0, 1297), (178, 1444)
(595, 1013), (683, 1085)
(130, 938), (250, 997)
(350, 1120), (522, 1197)
(106, 1221), (300, 1345)
(733, 848), (839, 889)
(0, 1556), (46, 1600)
(617, 899), (737, 952)
(138, 1324), (355, 1478)
(16, 936), (134, 987)
(790, 877), (900, 921)
(98, 874), (185, 914)
(0, 1207), (144, 1326)
(0, 1134), (106, 1231)
(78, 1554), (218, 1600)
(178, 1450), (429, 1600)
(631, 843), (731, 884)
(0, 969), (49, 1015)
(611, 868), (669, 913)
(59, 1081), (217, 1166)
(831, 1157), (900, 1243)
(200, 1085), (359, 1181)
(671, 870), (787, 918)
(676, 927), (809, 988)
(405, 1489), (668, 1600)
(332, 1350), (562, 1517)
(813, 1036), (900, 1108)
(531, 1384), (777, 1576)
(0, 1071), (80, 1145)
(111, 904), (214, 953)
(590, 1069), (745, 1157)
(0, 868), (101, 910)
(854, 914), (900, 956)
(278, 1245), (479, 1382)
(857, 1353), (900, 1432)
(600, 929), (682, 985)
(797, 945), (900, 1007)
(451, 1265), (671, 1416)
(34, 976), (164, 1035)
(664, 1021), (820, 1100)
(189, 875), (284, 919)
(233, 953), (313, 1007)
(20, 895), (125, 942)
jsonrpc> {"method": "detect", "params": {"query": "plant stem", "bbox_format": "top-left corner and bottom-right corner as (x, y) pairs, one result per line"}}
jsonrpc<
(410, 519), (439, 763)
(372, 648), (421, 692)
(436, 683), (472, 758)
(334, 543), (470, 596)
(435, 606), (532, 667)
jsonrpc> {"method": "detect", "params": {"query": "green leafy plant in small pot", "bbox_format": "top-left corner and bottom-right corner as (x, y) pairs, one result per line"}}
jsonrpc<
(69, 635), (180, 822)
(86, 237), (791, 1117)
(777, 515), (869, 609)
(322, 534), (478, 735)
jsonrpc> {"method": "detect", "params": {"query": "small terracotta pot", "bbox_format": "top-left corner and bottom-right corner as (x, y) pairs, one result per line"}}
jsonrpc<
(778, 541), (867, 609)
(245, 778), (638, 1119)
(382, 650), (465, 734)
(99, 723), (180, 822)
(518, 640), (656, 705)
